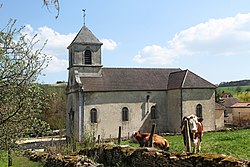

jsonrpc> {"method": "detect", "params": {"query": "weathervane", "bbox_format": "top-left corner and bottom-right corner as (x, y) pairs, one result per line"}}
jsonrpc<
(82, 9), (86, 26)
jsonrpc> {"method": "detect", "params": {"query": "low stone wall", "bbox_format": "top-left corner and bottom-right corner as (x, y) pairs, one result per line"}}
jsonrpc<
(26, 144), (250, 167)
(79, 144), (249, 167)
(24, 151), (103, 167)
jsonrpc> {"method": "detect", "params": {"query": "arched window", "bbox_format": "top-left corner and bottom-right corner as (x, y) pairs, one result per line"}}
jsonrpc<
(196, 104), (202, 118)
(146, 95), (150, 112)
(151, 105), (157, 119)
(90, 108), (97, 123)
(122, 107), (129, 121)
(84, 50), (92, 64)
(69, 108), (74, 134)
(69, 49), (73, 67)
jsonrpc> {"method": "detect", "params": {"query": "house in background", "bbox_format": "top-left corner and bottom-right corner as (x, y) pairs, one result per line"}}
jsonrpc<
(231, 102), (250, 126)
(223, 97), (240, 124)
(215, 103), (225, 129)
(66, 25), (216, 141)
(220, 92), (233, 98)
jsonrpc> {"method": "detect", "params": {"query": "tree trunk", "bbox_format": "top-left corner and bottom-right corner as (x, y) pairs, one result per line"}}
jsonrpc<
(8, 150), (12, 166)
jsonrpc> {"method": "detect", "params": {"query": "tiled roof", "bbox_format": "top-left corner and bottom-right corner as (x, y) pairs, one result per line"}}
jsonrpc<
(231, 102), (250, 108)
(215, 103), (226, 110)
(68, 25), (102, 48)
(167, 70), (216, 89)
(80, 68), (181, 92)
(223, 98), (240, 108)
(80, 68), (215, 92)
(220, 93), (233, 98)
(167, 70), (186, 89)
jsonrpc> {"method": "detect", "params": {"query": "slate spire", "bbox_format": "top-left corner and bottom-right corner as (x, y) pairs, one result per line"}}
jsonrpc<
(68, 25), (102, 48)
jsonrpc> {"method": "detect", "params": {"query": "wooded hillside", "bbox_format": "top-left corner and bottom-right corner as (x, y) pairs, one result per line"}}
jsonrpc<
(219, 79), (250, 87)
(39, 83), (67, 130)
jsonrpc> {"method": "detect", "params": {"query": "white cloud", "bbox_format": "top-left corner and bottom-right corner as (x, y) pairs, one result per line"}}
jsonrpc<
(22, 25), (76, 57)
(21, 25), (118, 74)
(44, 56), (68, 73)
(133, 45), (176, 65)
(134, 13), (250, 65)
(100, 38), (118, 50)
(21, 25), (74, 73)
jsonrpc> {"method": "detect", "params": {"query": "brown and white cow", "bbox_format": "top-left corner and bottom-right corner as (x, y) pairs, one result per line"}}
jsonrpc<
(133, 131), (170, 151)
(180, 114), (203, 153)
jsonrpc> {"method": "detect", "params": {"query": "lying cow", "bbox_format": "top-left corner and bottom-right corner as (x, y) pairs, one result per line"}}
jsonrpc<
(180, 114), (203, 153)
(133, 131), (170, 151)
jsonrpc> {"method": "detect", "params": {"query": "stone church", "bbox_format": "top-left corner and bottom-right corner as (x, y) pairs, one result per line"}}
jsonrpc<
(66, 25), (216, 141)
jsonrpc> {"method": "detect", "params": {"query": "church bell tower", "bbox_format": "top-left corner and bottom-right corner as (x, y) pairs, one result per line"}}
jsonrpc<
(66, 25), (103, 142)
(67, 25), (103, 83)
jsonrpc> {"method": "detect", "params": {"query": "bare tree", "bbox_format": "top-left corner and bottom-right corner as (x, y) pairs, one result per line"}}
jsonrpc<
(43, 0), (60, 19)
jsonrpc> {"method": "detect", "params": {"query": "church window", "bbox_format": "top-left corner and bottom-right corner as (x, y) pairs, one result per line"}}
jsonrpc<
(84, 50), (92, 64)
(69, 109), (74, 135)
(151, 105), (157, 119)
(146, 95), (150, 113)
(196, 104), (202, 118)
(69, 49), (73, 67)
(90, 108), (97, 123)
(122, 107), (129, 121)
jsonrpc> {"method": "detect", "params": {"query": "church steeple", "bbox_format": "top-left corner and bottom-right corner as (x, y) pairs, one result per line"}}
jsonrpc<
(67, 25), (103, 78)
(68, 25), (103, 48)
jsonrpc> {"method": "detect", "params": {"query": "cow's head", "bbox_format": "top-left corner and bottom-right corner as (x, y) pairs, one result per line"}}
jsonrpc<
(133, 131), (147, 147)
(133, 131), (142, 138)
(187, 115), (198, 133)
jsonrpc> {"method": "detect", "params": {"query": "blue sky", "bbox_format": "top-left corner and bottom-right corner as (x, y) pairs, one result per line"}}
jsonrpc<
(1, 0), (250, 84)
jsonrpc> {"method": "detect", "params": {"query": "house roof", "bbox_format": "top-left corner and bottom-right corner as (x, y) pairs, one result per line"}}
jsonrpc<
(215, 103), (226, 110)
(231, 102), (250, 108)
(220, 92), (233, 98)
(223, 97), (240, 108)
(68, 25), (102, 48)
(167, 70), (216, 89)
(80, 68), (215, 92)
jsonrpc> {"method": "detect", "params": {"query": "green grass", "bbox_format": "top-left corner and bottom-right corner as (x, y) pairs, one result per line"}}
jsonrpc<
(200, 129), (250, 160)
(217, 85), (250, 97)
(1, 129), (249, 166)
(0, 151), (7, 167)
(167, 129), (250, 160)
(0, 151), (44, 167)
(123, 129), (250, 161)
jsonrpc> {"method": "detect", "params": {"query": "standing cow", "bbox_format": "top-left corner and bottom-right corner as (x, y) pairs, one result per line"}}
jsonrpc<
(133, 131), (170, 151)
(180, 114), (203, 153)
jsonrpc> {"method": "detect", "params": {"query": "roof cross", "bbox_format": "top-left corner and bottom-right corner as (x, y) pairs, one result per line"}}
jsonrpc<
(82, 9), (86, 26)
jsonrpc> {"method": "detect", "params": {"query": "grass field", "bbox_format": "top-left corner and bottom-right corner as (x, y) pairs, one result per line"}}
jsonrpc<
(1, 129), (249, 166)
(167, 129), (250, 161)
(0, 151), (7, 167)
(123, 129), (250, 161)
(0, 151), (44, 167)
(217, 85), (250, 96)
(167, 129), (250, 160)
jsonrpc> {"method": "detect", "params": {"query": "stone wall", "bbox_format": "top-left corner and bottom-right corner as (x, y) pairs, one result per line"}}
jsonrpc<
(232, 107), (250, 126)
(182, 88), (215, 131)
(24, 150), (103, 167)
(166, 89), (182, 133)
(215, 108), (225, 129)
(79, 144), (249, 167)
(26, 144), (250, 167)
(83, 90), (168, 139)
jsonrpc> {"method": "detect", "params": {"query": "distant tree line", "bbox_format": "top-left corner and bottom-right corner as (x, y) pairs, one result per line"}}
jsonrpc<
(219, 80), (250, 87)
